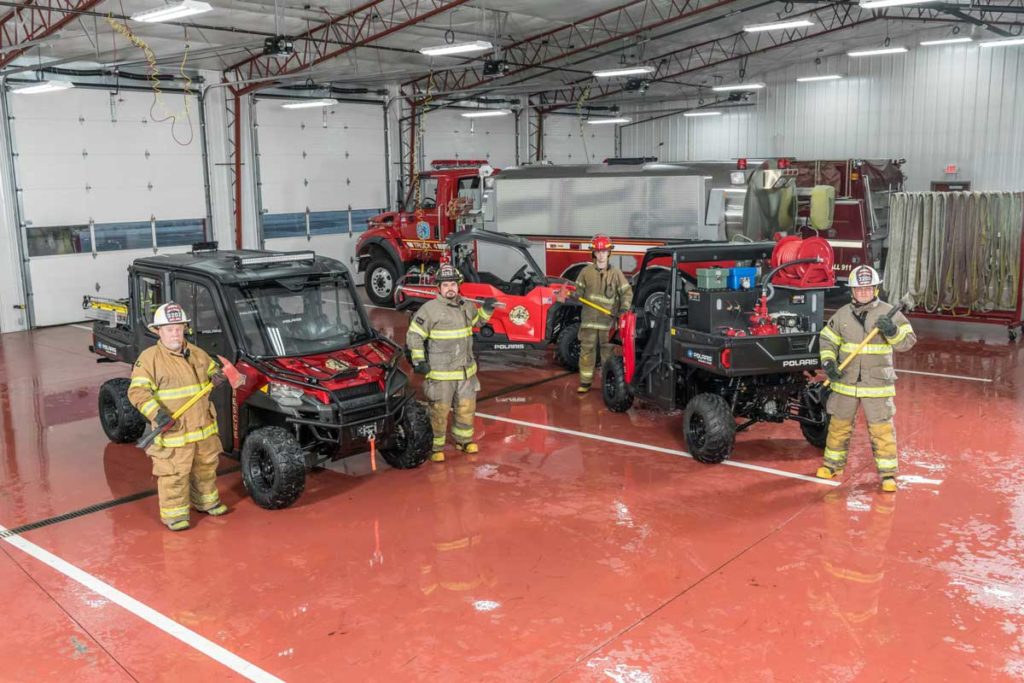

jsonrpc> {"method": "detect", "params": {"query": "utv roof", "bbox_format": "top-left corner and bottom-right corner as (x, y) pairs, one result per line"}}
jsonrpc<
(642, 240), (776, 263)
(132, 245), (349, 285)
(446, 228), (532, 250)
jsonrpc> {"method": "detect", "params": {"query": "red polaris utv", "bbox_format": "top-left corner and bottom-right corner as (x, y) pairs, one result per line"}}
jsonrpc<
(393, 229), (584, 370)
(86, 243), (432, 509)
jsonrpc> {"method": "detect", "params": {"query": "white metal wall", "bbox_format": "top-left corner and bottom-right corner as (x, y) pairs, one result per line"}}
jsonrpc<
(420, 108), (517, 168)
(257, 98), (387, 273)
(12, 87), (206, 326)
(621, 43), (1024, 191)
(542, 115), (616, 164)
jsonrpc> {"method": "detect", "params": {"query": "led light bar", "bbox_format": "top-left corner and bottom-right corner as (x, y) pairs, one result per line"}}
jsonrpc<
(419, 40), (492, 57)
(587, 117), (631, 125)
(281, 98), (338, 109)
(711, 82), (766, 92)
(796, 74), (843, 82)
(980, 37), (1024, 48)
(859, 0), (937, 8)
(847, 46), (908, 57)
(131, 0), (213, 23)
(920, 37), (973, 46)
(12, 80), (74, 94)
(461, 110), (510, 118)
(743, 19), (814, 32)
(592, 66), (656, 78)
(234, 252), (316, 268)
(683, 110), (722, 117)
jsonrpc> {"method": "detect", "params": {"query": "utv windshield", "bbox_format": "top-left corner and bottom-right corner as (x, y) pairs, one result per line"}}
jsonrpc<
(230, 275), (371, 357)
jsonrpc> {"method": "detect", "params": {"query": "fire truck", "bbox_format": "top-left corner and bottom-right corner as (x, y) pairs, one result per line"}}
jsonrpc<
(355, 158), (903, 307)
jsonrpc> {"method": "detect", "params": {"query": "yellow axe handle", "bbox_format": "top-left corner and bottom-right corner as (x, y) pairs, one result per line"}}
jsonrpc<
(169, 381), (216, 419)
(823, 326), (881, 388)
(579, 297), (614, 317)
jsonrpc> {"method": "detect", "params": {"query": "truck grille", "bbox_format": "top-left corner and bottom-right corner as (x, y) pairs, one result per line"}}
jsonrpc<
(332, 382), (379, 403)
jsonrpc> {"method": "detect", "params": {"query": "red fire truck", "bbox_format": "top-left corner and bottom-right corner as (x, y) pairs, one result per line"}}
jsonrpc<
(356, 158), (903, 307)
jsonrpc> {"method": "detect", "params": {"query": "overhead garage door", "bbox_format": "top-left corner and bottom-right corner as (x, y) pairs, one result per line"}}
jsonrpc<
(543, 115), (615, 164)
(13, 87), (207, 326)
(420, 108), (517, 169)
(256, 98), (387, 276)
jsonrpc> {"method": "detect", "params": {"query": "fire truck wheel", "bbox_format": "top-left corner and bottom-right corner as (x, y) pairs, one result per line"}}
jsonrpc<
(683, 393), (735, 463)
(98, 378), (147, 443)
(379, 401), (432, 469)
(241, 426), (307, 509)
(602, 356), (634, 413)
(366, 256), (399, 307)
(636, 271), (670, 317)
(555, 322), (581, 371)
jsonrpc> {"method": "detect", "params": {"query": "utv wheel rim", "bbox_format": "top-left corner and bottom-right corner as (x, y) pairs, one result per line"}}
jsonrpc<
(687, 413), (707, 450)
(254, 447), (276, 488)
(100, 392), (119, 430)
(370, 268), (393, 298)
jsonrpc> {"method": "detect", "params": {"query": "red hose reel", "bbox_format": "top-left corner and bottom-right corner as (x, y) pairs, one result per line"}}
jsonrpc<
(770, 236), (835, 288)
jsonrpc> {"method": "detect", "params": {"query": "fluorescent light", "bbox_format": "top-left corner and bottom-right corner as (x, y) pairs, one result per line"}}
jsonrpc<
(131, 0), (212, 23)
(461, 109), (510, 118)
(847, 46), (908, 57)
(419, 40), (492, 57)
(281, 98), (338, 109)
(796, 74), (843, 82)
(859, 0), (937, 8)
(592, 66), (656, 78)
(587, 117), (630, 125)
(744, 19), (814, 32)
(12, 80), (74, 94)
(683, 110), (722, 117)
(712, 82), (766, 92)
(980, 37), (1024, 48)
(920, 37), (973, 46)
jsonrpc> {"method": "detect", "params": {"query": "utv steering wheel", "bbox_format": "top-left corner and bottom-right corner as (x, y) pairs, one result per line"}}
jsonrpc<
(510, 264), (529, 283)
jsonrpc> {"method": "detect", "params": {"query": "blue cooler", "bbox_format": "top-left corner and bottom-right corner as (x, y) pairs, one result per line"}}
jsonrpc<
(728, 267), (759, 291)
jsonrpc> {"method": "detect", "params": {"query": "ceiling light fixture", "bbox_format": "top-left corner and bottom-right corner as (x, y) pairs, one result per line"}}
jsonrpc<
(796, 74), (844, 82)
(131, 0), (213, 23)
(980, 37), (1024, 48)
(592, 66), (656, 78)
(847, 46), (908, 57)
(12, 80), (75, 95)
(859, 0), (937, 8)
(920, 37), (973, 46)
(711, 82), (766, 91)
(461, 110), (510, 118)
(743, 19), (814, 32)
(587, 117), (631, 125)
(281, 98), (338, 109)
(419, 40), (492, 57)
(683, 110), (722, 117)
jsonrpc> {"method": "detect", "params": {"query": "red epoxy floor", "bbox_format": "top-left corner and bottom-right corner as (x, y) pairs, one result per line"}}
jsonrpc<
(2, 310), (1023, 681)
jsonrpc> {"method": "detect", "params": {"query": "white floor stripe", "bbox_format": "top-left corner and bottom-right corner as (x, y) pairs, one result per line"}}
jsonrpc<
(895, 368), (991, 383)
(475, 412), (839, 487)
(1, 526), (284, 682)
(363, 303), (391, 311)
(71, 324), (93, 332)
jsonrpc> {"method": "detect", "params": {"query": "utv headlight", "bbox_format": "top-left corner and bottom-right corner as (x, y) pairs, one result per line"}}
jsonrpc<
(268, 382), (304, 407)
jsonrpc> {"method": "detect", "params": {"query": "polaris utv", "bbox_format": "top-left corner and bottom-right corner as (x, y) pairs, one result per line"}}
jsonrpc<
(602, 240), (832, 462)
(86, 243), (432, 510)
(394, 229), (583, 370)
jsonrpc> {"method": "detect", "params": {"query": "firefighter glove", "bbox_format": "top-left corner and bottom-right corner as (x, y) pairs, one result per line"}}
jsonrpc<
(876, 315), (898, 337)
(823, 359), (843, 383)
(481, 297), (498, 314)
(211, 371), (226, 388)
(414, 361), (431, 376)
(154, 408), (176, 433)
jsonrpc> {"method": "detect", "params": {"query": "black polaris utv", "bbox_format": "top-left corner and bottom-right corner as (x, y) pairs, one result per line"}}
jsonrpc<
(602, 241), (831, 463)
(86, 242), (432, 509)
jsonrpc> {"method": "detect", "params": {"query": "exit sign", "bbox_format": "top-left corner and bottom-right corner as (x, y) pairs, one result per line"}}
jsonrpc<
(945, 164), (958, 174)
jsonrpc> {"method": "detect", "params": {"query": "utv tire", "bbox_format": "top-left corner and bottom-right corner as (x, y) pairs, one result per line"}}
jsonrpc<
(683, 393), (736, 464)
(555, 322), (581, 371)
(800, 387), (831, 448)
(602, 356), (634, 413)
(366, 256), (399, 307)
(380, 401), (432, 469)
(98, 378), (147, 443)
(241, 426), (306, 510)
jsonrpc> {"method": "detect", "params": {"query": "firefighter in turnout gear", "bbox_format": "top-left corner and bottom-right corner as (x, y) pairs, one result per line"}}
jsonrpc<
(407, 265), (496, 462)
(127, 303), (241, 530)
(816, 266), (916, 492)
(574, 234), (633, 393)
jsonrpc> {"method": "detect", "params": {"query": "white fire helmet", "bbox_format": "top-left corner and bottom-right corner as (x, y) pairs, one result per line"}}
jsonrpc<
(148, 302), (190, 331)
(848, 265), (882, 288)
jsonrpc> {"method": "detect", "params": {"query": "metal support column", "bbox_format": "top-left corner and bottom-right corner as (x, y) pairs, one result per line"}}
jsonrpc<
(0, 77), (32, 328)
(247, 94), (265, 249)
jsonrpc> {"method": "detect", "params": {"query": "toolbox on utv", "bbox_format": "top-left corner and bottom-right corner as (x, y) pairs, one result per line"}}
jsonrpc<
(86, 243), (432, 510)
(603, 238), (835, 463)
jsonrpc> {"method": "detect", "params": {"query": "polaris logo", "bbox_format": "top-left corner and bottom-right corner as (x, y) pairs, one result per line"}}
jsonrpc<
(492, 343), (526, 350)
(782, 358), (818, 368)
